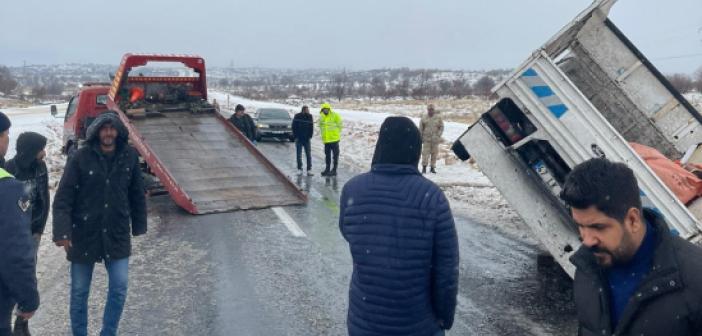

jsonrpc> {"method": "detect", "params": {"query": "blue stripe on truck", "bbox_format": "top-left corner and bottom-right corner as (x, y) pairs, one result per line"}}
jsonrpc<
(521, 67), (568, 119)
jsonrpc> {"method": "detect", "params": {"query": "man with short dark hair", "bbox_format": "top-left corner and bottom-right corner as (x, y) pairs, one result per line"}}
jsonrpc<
(228, 104), (256, 142)
(53, 111), (146, 336)
(292, 105), (313, 176)
(0, 111), (40, 336)
(562, 158), (702, 335)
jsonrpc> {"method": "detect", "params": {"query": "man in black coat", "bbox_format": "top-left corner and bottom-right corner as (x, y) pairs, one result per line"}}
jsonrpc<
(339, 117), (458, 336)
(4, 131), (48, 334)
(0, 112), (40, 336)
(561, 158), (702, 336)
(5, 132), (49, 254)
(53, 111), (146, 336)
(292, 105), (313, 175)
(228, 104), (256, 142)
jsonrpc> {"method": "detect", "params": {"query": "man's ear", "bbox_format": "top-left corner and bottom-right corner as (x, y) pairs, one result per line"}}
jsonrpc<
(625, 207), (643, 233)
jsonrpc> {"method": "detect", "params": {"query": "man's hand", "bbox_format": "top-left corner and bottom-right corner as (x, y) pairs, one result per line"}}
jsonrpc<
(16, 310), (35, 320)
(54, 239), (71, 252)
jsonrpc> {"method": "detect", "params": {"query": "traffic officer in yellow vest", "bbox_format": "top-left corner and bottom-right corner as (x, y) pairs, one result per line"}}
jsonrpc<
(319, 103), (342, 177)
(420, 104), (444, 174)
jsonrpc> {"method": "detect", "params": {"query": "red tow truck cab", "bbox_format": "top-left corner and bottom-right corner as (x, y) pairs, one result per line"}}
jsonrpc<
(61, 83), (111, 154)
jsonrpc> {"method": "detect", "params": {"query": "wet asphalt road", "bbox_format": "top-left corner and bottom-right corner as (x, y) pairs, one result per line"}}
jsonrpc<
(31, 140), (577, 335)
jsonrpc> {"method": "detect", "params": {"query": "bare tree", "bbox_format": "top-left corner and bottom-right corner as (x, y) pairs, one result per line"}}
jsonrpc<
(396, 78), (410, 98)
(331, 70), (348, 102)
(451, 77), (471, 98)
(473, 75), (496, 97)
(666, 73), (695, 94)
(0, 66), (18, 95)
(370, 76), (386, 98)
(695, 67), (702, 93)
(32, 85), (47, 98)
(46, 80), (65, 96)
(411, 70), (432, 99)
(439, 80), (452, 97)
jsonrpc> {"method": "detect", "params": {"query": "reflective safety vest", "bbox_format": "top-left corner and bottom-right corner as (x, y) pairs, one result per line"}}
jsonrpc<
(319, 110), (343, 144)
(0, 168), (13, 179)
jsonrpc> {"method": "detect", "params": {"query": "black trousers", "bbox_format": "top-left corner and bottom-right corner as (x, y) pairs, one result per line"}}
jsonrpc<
(0, 298), (14, 336)
(296, 138), (312, 170)
(324, 141), (340, 171)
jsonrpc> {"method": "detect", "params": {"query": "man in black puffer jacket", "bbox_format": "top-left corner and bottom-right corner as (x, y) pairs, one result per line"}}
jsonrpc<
(339, 116), (459, 336)
(562, 158), (702, 336)
(53, 111), (146, 336)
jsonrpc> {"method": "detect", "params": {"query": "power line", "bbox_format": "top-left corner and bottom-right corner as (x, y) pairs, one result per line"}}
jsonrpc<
(650, 52), (702, 61)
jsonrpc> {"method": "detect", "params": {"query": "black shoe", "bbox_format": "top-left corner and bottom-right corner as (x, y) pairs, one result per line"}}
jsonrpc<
(422, 166), (427, 174)
(430, 167), (437, 174)
(13, 316), (30, 336)
(328, 169), (337, 177)
(321, 170), (330, 177)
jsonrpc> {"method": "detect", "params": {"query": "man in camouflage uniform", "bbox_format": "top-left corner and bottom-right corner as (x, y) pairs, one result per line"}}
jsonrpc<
(420, 104), (444, 174)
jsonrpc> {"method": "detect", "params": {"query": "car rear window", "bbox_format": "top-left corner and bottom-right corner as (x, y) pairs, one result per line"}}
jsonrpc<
(258, 109), (290, 119)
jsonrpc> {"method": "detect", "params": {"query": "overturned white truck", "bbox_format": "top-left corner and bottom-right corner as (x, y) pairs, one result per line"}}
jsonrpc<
(452, 0), (702, 277)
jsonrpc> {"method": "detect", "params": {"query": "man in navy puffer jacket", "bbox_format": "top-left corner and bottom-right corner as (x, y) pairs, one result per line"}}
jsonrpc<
(339, 116), (459, 336)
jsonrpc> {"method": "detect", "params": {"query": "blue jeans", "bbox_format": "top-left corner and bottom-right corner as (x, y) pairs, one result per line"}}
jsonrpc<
(296, 138), (312, 170)
(70, 258), (129, 336)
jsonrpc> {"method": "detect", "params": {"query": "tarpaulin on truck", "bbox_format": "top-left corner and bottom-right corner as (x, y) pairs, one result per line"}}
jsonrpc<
(631, 142), (702, 205)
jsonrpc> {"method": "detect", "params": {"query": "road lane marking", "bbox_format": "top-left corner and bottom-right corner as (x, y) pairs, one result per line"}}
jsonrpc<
(272, 207), (307, 238)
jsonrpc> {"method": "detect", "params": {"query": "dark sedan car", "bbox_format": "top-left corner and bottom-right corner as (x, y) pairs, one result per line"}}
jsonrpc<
(255, 108), (294, 142)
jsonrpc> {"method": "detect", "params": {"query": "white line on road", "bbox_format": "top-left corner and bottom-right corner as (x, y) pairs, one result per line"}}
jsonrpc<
(272, 207), (307, 238)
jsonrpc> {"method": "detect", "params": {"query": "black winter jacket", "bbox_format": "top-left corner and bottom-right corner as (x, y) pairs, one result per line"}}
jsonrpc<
(229, 113), (257, 141)
(339, 164), (459, 336)
(5, 158), (49, 235)
(292, 112), (313, 140)
(570, 209), (702, 336)
(53, 113), (147, 264)
(0, 170), (40, 314)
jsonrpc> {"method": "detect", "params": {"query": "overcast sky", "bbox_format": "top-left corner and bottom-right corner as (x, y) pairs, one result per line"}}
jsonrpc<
(1, 0), (700, 73)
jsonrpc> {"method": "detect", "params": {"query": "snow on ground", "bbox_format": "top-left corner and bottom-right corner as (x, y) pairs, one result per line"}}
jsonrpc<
(209, 91), (484, 181)
(209, 91), (530, 241)
(685, 92), (702, 110)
